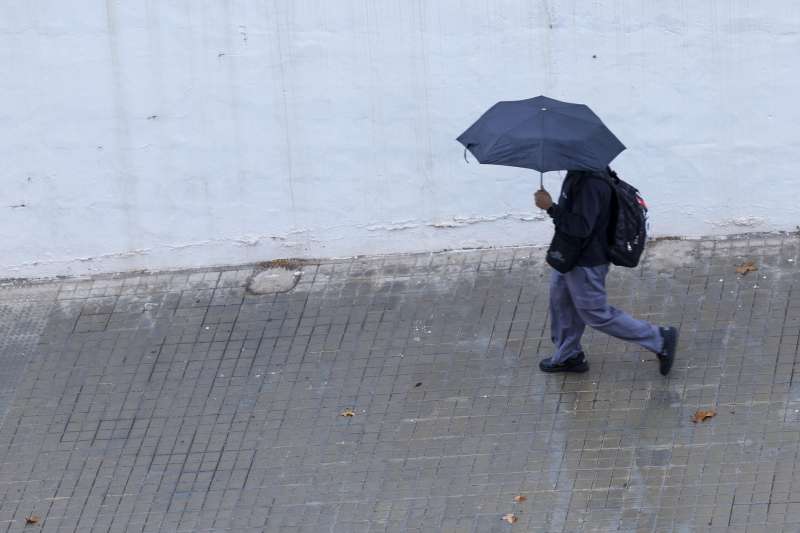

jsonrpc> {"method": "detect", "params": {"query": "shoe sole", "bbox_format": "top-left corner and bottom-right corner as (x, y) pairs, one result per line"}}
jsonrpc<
(540, 362), (590, 374)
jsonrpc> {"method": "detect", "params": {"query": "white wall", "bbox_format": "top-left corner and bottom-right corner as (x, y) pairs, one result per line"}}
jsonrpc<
(2, 1), (799, 278)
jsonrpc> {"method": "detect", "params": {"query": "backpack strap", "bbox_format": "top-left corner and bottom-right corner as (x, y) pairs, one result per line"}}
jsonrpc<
(572, 170), (618, 253)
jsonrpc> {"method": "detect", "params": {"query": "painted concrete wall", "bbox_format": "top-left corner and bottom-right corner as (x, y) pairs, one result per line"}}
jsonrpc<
(2, 1), (799, 278)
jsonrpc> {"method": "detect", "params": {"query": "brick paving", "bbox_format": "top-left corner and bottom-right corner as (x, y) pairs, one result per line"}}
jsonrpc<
(0, 236), (799, 532)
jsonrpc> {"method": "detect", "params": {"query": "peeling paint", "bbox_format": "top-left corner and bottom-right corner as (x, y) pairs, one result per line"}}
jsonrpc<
(365, 221), (421, 232)
(706, 216), (767, 228)
(430, 213), (546, 228)
(366, 213), (546, 232)
(0, 228), (322, 275)
(77, 249), (152, 261)
(160, 229), (314, 250)
(231, 235), (260, 246)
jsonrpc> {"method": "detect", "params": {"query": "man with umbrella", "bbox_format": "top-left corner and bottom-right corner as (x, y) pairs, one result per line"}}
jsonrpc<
(458, 96), (678, 375)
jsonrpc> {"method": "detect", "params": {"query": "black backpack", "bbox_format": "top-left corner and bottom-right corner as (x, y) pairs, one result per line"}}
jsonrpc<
(606, 169), (648, 268)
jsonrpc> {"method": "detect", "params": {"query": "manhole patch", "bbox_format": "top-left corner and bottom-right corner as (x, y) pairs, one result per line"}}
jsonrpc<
(247, 267), (301, 294)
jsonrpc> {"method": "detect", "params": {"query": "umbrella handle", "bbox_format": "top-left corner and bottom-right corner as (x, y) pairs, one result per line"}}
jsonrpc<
(540, 172), (543, 190)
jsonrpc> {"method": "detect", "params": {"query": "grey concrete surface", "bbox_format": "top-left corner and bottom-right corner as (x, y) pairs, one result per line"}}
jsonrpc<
(0, 236), (798, 532)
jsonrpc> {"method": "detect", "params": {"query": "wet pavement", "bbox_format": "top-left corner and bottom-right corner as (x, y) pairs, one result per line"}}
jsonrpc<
(0, 236), (799, 532)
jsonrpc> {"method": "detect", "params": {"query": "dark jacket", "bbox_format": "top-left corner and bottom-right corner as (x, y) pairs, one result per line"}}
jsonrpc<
(546, 170), (612, 267)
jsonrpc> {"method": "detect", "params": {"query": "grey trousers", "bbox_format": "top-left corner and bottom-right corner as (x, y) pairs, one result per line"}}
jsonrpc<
(549, 264), (663, 363)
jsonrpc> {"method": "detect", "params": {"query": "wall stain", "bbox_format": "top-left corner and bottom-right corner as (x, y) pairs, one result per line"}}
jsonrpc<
(105, 0), (138, 253)
(269, 0), (298, 226)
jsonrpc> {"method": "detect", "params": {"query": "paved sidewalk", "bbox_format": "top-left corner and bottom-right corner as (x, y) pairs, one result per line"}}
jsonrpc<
(0, 237), (799, 532)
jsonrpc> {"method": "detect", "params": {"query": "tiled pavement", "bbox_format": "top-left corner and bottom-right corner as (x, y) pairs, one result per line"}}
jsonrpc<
(1, 236), (799, 532)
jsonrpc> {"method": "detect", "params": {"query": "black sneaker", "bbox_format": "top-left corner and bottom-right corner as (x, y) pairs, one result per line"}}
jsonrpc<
(658, 327), (679, 376)
(539, 352), (589, 373)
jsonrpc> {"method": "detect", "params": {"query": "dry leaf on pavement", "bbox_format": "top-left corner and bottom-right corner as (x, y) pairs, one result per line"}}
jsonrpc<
(340, 408), (355, 417)
(502, 513), (518, 524)
(25, 515), (40, 525)
(692, 410), (716, 423)
(736, 261), (758, 275)
(513, 495), (527, 503)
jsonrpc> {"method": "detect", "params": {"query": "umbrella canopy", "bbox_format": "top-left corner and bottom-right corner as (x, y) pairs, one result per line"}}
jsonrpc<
(457, 96), (625, 174)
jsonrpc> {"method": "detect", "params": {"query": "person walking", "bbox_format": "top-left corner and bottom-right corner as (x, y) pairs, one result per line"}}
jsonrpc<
(533, 168), (678, 374)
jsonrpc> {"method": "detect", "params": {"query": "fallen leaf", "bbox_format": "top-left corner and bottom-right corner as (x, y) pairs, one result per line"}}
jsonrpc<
(692, 410), (716, 423)
(735, 261), (758, 275)
(502, 513), (518, 524)
(340, 408), (355, 417)
(513, 495), (527, 503)
(25, 515), (40, 525)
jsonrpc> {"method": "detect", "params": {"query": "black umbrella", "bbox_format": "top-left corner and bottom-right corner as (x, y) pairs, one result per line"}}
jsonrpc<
(457, 95), (625, 187)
